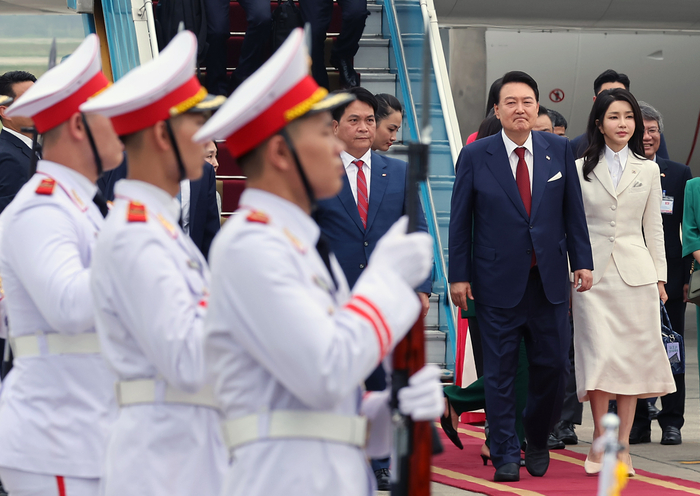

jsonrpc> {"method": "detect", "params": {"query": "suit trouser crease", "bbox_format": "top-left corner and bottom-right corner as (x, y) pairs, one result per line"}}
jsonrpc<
(476, 273), (570, 468)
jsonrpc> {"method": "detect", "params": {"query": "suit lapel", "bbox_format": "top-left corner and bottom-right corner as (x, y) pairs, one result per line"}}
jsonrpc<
(1, 130), (32, 160)
(592, 156), (617, 199)
(529, 132), (551, 221)
(616, 154), (642, 194)
(366, 152), (388, 231)
(484, 136), (529, 221)
(337, 172), (365, 232)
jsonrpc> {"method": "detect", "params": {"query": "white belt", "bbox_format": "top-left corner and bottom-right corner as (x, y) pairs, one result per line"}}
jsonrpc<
(10, 333), (101, 357)
(116, 379), (219, 410)
(222, 411), (367, 450)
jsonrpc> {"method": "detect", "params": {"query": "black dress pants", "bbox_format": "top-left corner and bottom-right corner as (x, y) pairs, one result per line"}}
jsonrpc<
(299, 0), (368, 89)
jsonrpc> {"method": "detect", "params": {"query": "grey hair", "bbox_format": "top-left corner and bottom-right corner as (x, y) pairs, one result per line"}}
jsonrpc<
(637, 101), (664, 133)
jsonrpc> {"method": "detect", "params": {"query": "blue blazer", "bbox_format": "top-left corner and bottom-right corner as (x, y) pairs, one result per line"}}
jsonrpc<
(449, 131), (593, 308)
(0, 130), (32, 214)
(98, 159), (220, 260)
(316, 151), (432, 294)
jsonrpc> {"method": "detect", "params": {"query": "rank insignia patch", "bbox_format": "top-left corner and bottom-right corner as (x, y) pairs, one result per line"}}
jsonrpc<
(246, 210), (269, 224)
(35, 178), (56, 195)
(126, 201), (147, 222)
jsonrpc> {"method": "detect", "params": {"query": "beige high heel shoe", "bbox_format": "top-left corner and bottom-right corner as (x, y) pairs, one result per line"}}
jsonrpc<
(620, 452), (635, 477)
(584, 455), (602, 475)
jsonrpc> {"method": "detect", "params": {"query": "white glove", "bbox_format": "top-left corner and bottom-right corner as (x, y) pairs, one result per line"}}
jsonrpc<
(368, 216), (433, 289)
(397, 364), (444, 421)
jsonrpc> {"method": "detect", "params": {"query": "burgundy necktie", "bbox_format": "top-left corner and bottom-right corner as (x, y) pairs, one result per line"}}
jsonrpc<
(514, 147), (536, 267)
(354, 160), (368, 229)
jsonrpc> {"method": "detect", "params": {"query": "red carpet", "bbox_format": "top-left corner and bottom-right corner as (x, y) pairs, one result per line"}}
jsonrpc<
(432, 424), (700, 495)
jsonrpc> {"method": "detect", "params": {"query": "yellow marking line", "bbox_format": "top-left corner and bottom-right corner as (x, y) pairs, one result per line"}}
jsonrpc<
(432, 466), (546, 496)
(681, 462), (700, 465)
(437, 424), (700, 494)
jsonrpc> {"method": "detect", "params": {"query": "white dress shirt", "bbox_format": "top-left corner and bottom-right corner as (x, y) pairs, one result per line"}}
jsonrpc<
(1, 127), (33, 149)
(341, 149), (372, 203)
(178, 179), (191, 235)
(501, 129), (534, 191)
(604, 145), (628, 190)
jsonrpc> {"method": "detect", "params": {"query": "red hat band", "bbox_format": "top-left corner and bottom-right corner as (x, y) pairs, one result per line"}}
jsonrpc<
(110, 76), (205, 136)
(32, 71), (110, 134)
(226, 75), (327, 158)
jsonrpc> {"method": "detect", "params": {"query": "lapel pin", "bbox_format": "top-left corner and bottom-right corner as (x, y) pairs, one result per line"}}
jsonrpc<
(661, 173), (666, 177)
(382, 173), (387, 177)
(632, 170), (637, 174)
(546, 155), (550, 161)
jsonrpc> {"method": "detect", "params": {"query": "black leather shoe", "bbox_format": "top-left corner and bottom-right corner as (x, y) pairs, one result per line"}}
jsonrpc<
(494, 462), (520, 482)
(660, 426), (682, 445)
(374, 468), (390, 491)
(440, 395), (463, 450)
(629, 424), (651, 445)
(332, 57), (359, 88)
(553, 420), (578, 445)
(525, 443), (550, 477)
(547, 433), (565, 450)
(648, 402), (660, 420)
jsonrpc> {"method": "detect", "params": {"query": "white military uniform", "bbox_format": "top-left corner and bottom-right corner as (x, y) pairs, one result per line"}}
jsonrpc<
(0, 161), (117, 492)
(91, 179), (227, 496)
(205, 188), (421, 496)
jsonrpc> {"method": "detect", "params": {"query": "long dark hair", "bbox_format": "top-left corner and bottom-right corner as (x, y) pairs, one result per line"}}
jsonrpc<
(582, 88), (645, 182)
(476, 114), (502, 140)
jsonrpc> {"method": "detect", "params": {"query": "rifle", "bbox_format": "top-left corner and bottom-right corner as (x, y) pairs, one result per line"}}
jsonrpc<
(391, 17), (441, 496)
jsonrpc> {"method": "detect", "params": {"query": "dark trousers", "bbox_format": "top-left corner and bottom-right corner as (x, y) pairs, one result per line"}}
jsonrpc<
(634, 297), (686, 430)
(233, 0), (272, 84)
(476, 270), (570, 468)
(204, 0), (230, 95)
(559, 312), (583, 425)
(445, 340), (529, 448)
(299, 0), (368, 89)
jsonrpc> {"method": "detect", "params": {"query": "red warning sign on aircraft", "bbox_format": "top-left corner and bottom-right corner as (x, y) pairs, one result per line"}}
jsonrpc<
(549, 89), (565, 103)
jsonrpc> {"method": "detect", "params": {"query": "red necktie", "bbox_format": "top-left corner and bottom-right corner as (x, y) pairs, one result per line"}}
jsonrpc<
(514, 147), (536, 267)
(354, 160), (368, 229)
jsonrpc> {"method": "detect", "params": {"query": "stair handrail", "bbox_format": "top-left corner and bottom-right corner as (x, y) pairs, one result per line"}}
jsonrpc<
(383, 0), (458, 369)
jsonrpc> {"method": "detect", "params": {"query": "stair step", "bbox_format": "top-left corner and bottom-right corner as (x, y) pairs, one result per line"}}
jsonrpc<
(357, 72), (396, 97)
(354, 37), (390, 69)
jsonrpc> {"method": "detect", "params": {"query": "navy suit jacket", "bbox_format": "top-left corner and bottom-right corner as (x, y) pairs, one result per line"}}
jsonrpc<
(0, 130), (32, 214)
(98, 159), (220, 260)
(316, 151), (432, 294)
(658, 157), (693, 299)
(449, 131), (593, 308)
(570, 132), (669, 160)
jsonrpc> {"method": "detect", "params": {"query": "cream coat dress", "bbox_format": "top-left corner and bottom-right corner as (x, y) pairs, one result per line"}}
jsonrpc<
(572, 151), (676, 401)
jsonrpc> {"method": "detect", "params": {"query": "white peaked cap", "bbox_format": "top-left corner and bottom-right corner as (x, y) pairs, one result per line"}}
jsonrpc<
(80, 30), (224, 136)
(193, 28), (354, 158)
(5, 34), (108, 133)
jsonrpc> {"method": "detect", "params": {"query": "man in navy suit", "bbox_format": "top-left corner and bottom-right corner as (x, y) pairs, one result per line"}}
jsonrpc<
(449, 71), (593, 482)
(315, 86), (431, 491)
(629, 102), (692, 446)
(98, 158), (220, 259)
(0, 71), (37, 213)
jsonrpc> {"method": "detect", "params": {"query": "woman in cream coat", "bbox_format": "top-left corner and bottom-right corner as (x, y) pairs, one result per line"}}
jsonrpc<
(572, 88), (675, 476)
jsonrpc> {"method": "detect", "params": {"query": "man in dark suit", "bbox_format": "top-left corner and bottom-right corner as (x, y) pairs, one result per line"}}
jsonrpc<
(629, 102), (691, 446)
(98, 158), (220, 259)
(299, 0), (368, 89)
(0, 71), (37, 213)
(569, 69), (669, 160)
(315, 86), (431, 491)
(449, 71), (593, 482)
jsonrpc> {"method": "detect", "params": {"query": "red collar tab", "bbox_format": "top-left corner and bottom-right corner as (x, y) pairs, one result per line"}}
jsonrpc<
(126, 201), (148, 222)
(246, 210), (269, 224)
(226, 76), (323, 158)
(110, 76), (204, 136)
(35, 177), (56, 195)
(32, 72), (110, 134)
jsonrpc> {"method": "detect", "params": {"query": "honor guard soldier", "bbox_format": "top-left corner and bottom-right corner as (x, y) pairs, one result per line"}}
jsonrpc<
(80, 31), (228, 496)
(0, 35), (124, 496)
(196, 28), (444, 496)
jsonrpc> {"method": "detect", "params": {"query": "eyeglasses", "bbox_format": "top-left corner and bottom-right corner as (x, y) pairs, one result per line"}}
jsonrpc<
(645, 127), (660, 136)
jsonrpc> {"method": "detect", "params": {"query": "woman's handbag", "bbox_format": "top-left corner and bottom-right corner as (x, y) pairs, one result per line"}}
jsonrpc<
(660, 300), (685, 375)
(687, 262), (700, 305)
